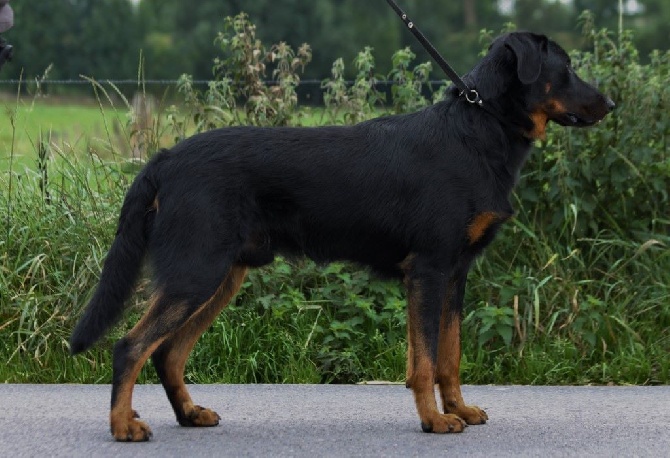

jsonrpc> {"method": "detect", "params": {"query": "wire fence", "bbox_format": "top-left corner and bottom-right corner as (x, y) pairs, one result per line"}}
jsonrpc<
(0, 79), (242, 86)
(0, 78), (451, 86)
(0, 78), (453, 105)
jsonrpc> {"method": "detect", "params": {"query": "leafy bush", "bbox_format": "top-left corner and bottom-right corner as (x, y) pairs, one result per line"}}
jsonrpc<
(460, 15), (669, 383)
(321, 47), (385, 125)
(173, 12), (312, 136)
(517, 12), (669, 241)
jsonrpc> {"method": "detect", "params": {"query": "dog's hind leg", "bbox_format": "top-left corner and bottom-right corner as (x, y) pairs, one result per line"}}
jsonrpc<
(151, 266), (247, 427)
(436, 271), (488, 426)
(404, 256), (468, 434)
(109, 249), (239, 441)
(109, 290), (194, 441)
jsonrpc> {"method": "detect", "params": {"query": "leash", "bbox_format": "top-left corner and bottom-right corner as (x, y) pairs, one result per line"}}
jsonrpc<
(384, 0), (483, 106)
(385, 0), (528, 133)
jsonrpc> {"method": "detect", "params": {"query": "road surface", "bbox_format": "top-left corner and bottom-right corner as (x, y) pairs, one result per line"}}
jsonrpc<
(1, 384), (668, 457)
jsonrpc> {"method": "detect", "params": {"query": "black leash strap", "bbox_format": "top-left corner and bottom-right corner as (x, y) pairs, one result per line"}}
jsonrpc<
(385, 0), (482, 106)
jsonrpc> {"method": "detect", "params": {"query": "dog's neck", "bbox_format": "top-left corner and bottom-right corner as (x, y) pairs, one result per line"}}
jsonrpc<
(461, 49), (539, 137)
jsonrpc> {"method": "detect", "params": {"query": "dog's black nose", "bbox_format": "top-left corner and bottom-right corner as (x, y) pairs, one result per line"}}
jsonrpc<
(606, 97), (616, 112)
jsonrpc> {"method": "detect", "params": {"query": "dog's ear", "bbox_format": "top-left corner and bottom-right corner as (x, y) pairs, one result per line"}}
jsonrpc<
(505, 33), (548, 84)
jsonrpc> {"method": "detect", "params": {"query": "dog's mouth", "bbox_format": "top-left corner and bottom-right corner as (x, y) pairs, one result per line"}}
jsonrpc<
(552, 112), (600, 128)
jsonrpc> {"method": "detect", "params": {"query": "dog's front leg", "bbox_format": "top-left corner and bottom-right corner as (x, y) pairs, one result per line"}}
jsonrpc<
(404, 259), (467, 433)
(436, 271), (488, 425)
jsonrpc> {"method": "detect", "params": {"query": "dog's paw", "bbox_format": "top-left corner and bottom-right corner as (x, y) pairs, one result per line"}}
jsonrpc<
(448, 404), (488, 425)
(420, 413), (467, 433)
(111, 417), (153, 442)
(178, 403), (221, 427)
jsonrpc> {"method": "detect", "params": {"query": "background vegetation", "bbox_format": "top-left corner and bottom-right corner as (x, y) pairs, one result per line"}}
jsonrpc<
(0, 12), (668, 385)
(3, 1), (670, 88)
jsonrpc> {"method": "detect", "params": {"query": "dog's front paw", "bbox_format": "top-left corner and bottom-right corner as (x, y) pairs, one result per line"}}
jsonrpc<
(178, 403), (221, 427)
(111, 417), (153, 442)
(420, 413), (467, 433)
(447, 404), (488, 425)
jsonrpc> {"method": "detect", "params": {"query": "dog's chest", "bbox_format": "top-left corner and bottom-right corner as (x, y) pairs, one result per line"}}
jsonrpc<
(465, 211), (511, 252)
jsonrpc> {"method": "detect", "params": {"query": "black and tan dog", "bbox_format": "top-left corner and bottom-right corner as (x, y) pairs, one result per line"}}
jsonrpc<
(70, 32), (614, 441)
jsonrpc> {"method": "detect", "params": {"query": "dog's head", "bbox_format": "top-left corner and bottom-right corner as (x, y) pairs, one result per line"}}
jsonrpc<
(464, 32), (615, 139)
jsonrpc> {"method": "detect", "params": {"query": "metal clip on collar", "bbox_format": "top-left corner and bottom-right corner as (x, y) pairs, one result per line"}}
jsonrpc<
(462, 89), (482, 105)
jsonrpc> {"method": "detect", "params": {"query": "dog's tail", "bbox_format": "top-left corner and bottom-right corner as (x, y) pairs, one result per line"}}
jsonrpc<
(70, 154), (162, 355)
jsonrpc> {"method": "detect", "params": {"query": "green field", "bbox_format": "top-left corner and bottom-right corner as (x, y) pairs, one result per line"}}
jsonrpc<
(0, 95), (335, 174)
(0, 96), (132, 170)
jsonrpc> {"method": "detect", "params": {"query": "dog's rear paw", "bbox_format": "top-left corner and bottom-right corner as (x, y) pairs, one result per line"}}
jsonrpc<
(420, 413), (467, 433)
(178, 403), (221, 427)
(111, 418), (153, 442)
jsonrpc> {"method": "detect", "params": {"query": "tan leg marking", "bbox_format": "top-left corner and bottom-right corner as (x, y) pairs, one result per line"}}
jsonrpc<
(436, 311), (488, 425)
(156, 266), (247, 427)
(405, 274), (466, 433)
(110, 292), (172, 441)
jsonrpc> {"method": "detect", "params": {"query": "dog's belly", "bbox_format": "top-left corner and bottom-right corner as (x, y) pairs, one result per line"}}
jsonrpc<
(237, 213), (409, 278)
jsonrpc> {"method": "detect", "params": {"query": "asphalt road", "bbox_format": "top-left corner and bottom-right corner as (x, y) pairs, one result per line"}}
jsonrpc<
(1, 384), (668, 457)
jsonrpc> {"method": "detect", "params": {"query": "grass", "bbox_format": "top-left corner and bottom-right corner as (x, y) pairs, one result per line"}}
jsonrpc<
(1, 92), (669, 386)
